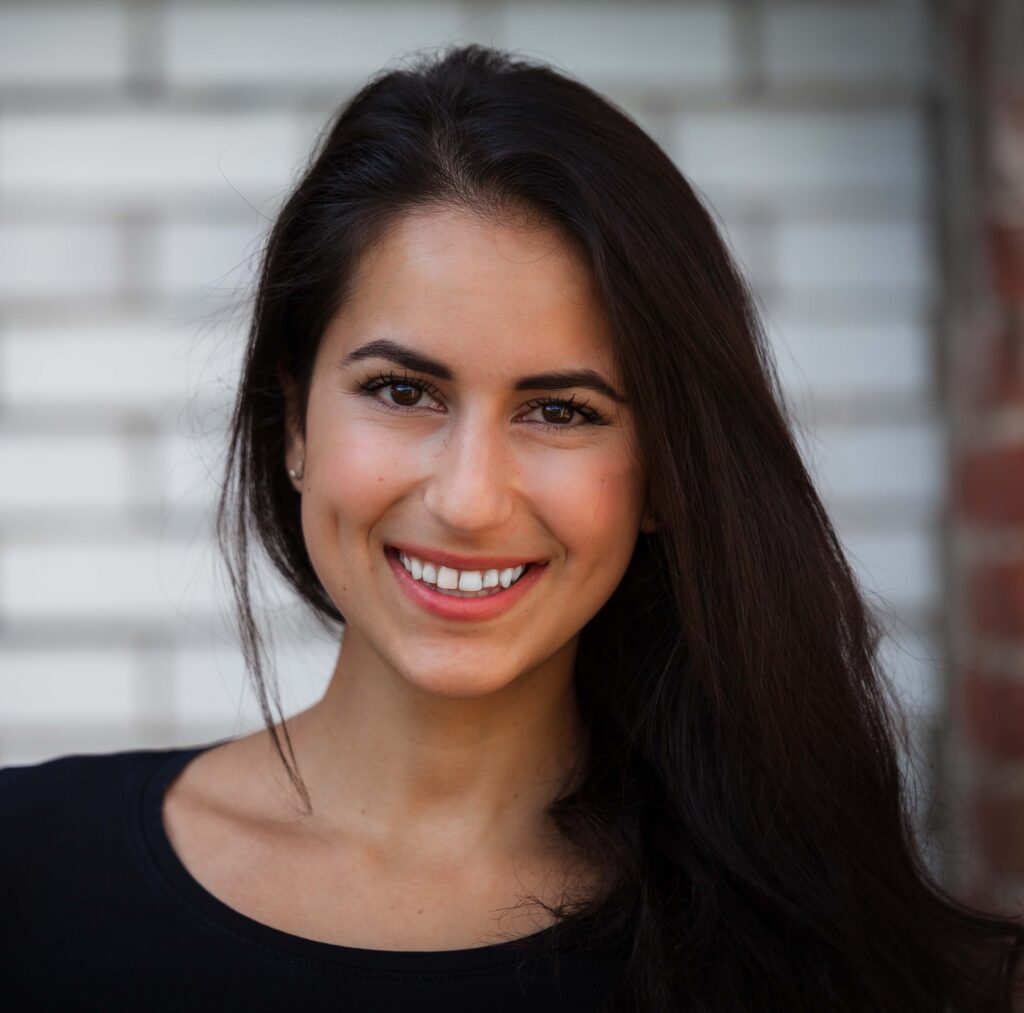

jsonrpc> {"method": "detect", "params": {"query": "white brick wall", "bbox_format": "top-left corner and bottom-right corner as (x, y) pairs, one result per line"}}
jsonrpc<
(501, 3), (737, 88)
(0, 1), (945, 783)
(1, 316), (230, 409)
(164, 2), (475, 86)
(0, 433), (131, 512)
(675, 109), (928, 197)
(0, 223), (123, 299)
(762, 0), (930, 88)
(0, 110), (304, 207)
(776, 219), (933, 291)
(1, 537), (222, 622)
(0, 4), (130, 87)
(767, 314), (931, 400)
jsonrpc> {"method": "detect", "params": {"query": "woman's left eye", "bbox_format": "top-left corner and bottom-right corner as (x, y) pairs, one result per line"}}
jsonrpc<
(356, 373), (607, 429)
(520, 396), (607, 428)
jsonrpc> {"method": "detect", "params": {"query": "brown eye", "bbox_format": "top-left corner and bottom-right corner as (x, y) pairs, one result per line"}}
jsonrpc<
(389, 383), (422, 408)
(521, 394), (607, 430)
(541, 403), (573, 425)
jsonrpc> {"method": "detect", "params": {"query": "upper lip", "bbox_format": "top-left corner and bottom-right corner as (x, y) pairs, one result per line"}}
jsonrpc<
(388, 542), (546, 571)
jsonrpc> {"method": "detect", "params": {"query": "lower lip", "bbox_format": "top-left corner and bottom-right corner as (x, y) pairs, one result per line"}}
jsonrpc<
(385, 547), (547, 621)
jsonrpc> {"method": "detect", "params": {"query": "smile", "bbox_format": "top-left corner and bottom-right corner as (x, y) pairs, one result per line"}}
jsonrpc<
(396, 550), (530, 597)
(384, 546), (547, 620)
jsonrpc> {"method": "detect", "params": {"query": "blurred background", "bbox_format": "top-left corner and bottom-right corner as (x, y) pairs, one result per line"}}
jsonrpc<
(0, 0), (1021, 919)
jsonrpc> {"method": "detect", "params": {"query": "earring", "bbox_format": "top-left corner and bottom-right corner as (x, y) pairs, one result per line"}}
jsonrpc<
(288, 457), (304, 482)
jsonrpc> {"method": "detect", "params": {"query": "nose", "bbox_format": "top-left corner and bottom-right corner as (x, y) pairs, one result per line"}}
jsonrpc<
(421, 408), (516, 535)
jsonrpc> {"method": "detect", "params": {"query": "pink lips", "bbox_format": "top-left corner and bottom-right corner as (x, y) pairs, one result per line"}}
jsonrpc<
(385, 546), (547, 621)
(387, 541), (542, 572)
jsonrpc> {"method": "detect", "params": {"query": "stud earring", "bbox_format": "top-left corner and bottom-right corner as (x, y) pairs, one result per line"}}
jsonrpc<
(288, 457), (304, 482)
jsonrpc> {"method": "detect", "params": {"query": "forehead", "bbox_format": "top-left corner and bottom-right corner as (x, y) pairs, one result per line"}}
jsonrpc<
(321, 206), (617, 381)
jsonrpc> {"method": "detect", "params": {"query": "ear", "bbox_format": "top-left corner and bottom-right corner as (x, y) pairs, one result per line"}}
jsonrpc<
(277, 361), (304, 469)
(640, 505), (660, 534)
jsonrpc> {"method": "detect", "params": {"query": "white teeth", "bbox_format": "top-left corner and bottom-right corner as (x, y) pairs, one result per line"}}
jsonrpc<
(458, 570), (483, 592)
(437, 566), (459, 590)
(395, 550), (532, 594)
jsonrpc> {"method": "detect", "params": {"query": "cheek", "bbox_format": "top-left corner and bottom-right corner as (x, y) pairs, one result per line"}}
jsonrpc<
(302, 420), (410, 554)
(526, 447), (643, 567)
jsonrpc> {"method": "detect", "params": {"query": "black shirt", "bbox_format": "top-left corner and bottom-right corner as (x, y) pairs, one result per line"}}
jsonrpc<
(0, 741), (622, 1012)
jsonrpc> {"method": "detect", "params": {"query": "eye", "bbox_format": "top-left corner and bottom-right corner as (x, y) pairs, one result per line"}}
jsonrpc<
(357, 372), (443, 412)
(520, 395), (608, 430)
(355, 372), (610, 431)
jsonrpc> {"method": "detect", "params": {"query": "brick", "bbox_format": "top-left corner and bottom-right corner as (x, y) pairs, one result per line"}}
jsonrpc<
(0, 3), (129, 87)
(0, 222), (122, 299)
(0, 537), (222, 622)
(972, 790), (1024, 876)
(964, 667), (1024, 762)
(1, 316), (241, 411)
(716, 220), (771, 281)
(171, 637), (333, 725)
(797, 421), (942, 503)
(955, 444), (1024, 524)
(169, 645), (257, 726)
(152, 220), (267, 297)
(776, 220), (932, 292)
(968, 562), (1024, 637)
(0, 646), (136, 721)
(164, 1), (471, 86)
(766, 316), (929, 399)
(161, 429), (229, 515)
(0, 432), (130, 512)
(877, 630), (941, 717)
(0, 111), (300, 206)
(988, 221), (1024, 307)
(0, 724), (150, 769)
(502, 1), (736, 88)
(762, 1), (929, 88)
(839, 527), (937, 611)
(674, 110), (925, 197)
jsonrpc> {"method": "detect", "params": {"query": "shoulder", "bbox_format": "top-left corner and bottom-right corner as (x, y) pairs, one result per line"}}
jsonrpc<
(1, 747), (163, 813)
(0, 745), (201, 863)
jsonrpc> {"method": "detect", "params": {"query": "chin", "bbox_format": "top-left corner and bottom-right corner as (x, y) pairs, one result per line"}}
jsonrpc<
(398, 658), (522, 700)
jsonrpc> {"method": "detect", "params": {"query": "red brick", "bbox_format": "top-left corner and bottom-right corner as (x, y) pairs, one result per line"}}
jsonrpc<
(972, 791), (1024, 876)
(969, 561), (1024, 636)
(989, 222), (1024, 306)
(964, 667), (1024, 761)
(956, 445), (1024, 523)
(992, 314), (1024, 405)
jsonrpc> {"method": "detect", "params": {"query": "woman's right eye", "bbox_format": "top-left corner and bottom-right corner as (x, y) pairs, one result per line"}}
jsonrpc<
(357, 373), (444, 412)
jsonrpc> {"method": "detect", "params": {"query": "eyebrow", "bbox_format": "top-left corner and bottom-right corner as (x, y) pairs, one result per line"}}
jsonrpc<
(339, 338), (626, 403)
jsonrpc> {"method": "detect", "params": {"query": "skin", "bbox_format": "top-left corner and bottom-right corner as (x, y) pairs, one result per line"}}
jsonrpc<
(164, 205), (657, 949)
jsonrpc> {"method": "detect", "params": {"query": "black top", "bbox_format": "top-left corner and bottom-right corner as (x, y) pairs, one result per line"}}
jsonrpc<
(0, 741), (623, 1012)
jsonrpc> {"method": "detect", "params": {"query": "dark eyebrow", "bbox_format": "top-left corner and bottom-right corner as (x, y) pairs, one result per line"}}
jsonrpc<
(339, 338), (626, 403)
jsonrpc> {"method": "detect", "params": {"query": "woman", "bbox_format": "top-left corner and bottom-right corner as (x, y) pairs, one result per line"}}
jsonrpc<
(3, 44), (1022, 1012)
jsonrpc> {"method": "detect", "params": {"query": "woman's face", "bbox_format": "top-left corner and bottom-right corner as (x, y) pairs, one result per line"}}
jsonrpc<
(286, 206), (654, 699)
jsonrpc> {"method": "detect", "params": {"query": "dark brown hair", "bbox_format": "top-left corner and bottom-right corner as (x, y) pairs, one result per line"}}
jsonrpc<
(216, 43), (1024, 1011)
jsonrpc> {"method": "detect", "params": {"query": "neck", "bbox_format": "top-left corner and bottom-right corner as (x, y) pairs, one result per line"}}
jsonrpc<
(263, 627), (589, 868)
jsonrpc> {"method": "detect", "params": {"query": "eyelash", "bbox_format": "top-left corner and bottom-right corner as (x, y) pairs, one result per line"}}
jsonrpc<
(355, 371), (609, 430)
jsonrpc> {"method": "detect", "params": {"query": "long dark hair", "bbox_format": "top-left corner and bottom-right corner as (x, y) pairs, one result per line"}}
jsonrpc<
(215, 43), (1024, 1012)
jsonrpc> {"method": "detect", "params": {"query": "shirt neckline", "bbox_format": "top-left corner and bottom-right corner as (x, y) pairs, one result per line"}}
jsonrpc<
(136, 739), (563, 974)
